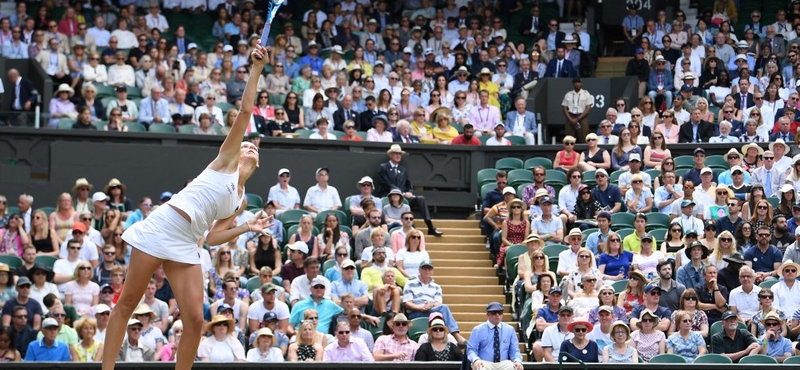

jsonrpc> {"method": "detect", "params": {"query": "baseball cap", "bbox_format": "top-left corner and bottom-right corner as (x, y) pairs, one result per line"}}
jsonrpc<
(502, 187), (516, 195)
(223, 45), (233, 52)
(640, 233), (654, 242)
(629, 153), (641, 162)
(721, 311), (737, 320)
(160, 191), (173, 201)
(681, 200), (696, 208)
(700, 167), (713, 175)
(262, 311), (278, 322)
(680, 84), (694, 92)
(540, 196), (553, 204)
(644, 282), (661, 293)
(95, 304), (111, 314)
(549, 287), (563, 295)
(694, 147), (705, 155)
(16, 276), (32, 287)
(187, 43), (197, 50)
(310, 276), (327, 287)
(595, 168), (609, 177)
(92, 192), (110, 202)
(341, 259), (356, 269)
(260, 283), (278, 294)
(42, 318), (59, 328)
(218, 303), (234, 313)
(278, 168), (290, 176)
(635, 47), (644, 54)
(286, 241), (309, 254)
(72, 222), (87, 233)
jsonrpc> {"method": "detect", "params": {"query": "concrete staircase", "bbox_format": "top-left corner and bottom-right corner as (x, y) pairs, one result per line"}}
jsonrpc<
(419, 219), (525, 354)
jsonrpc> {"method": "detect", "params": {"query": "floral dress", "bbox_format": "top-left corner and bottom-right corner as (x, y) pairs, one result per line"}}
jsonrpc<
(497, 220), (528, 266)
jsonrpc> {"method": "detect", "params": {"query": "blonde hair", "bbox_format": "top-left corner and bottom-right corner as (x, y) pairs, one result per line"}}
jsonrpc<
(74, 317), (97, 340)
(73, 261), (95, 280)
(710, 230), (737, 263)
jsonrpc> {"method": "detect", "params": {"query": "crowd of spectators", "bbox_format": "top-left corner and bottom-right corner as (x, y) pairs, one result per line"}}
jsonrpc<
(0, 0), (579, 145)
(0, 143), (525, 367)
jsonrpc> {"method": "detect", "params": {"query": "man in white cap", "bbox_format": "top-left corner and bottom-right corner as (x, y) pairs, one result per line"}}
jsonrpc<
(617, 153), (651, 194)
(289, 276), (343, 333)
(448, 66), (470, 93)
(377, 145), (442, 236)
(591, 169), (623, 213)
(485, 122), (512, 146)
(23, 317), (70, 361)
(267, 168), (301, 215)
(771, 138), (793, 174)
(93, 303), (111, 342)
(289, 257), (331, 306)
(117, 318), (155, 361)
(323, 45), (347, 71)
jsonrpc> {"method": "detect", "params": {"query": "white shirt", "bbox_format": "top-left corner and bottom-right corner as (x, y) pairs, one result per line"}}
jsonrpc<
(87, 27), (111, 47)
(247, 299), (290, 322)
(303, 184), (342, 212)
(540, 324), (573, 359)
(728, 285), (761, 320)
(289, 274), (331, 303)
(59, 238), (99, 262)
(145, 14), (169, 32)
(772, 281), (800, 314)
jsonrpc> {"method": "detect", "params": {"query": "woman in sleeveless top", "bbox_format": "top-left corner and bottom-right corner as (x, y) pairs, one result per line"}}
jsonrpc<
(75, 317), (104, 362)
(0, 328), (20, 362)
(288, 214), (320, 258)
(288, 321), (323, 361)
(603, 321), (638, 363)
(554, 136), (579, 172)
(248, 232), (281, 275)
(49, 193), (76, 245)
(661, 224), (685, 255)
(29, 210), (57, 256)
(578, 134), (611, 171)
(101, 37), (274, 370)
(643, 129), (671, 170)
(497, 199), (529, 268)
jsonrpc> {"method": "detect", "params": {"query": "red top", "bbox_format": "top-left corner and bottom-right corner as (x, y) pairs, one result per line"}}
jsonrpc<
(557, 150), (577, 167)
(452, 135), (481, 145)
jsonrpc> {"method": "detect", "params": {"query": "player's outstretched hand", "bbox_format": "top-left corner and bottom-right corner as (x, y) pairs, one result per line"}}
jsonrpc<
(251, 44), (267, 67)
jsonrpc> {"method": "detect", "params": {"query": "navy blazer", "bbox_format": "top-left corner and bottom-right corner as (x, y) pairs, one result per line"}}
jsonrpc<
(11, 78), (36, 111)
(544, 58), (577, 78)
(678, 120), (716, 143)
(769, 132), (795, 142)
(392, 133), (421, 144)
(377, 161), (413, 197)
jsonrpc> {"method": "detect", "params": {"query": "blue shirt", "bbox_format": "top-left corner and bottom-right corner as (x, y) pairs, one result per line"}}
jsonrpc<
(744, 245), (783, 273)
(299, 55), (324, 74)
(330, 279), (368, 300)
(467, 321), (522, 363)
(598, 251), (634, 278)
(763, 335), (793, 357)
(666, 331), (705, 363)
(288, 298), (343, 332)
(24, 339), (71, 361)
(717, 169), (751, 187)
(789, 217), (799, 235)
(536, 306), (560, 323)
(622, 15), (644, 32)
(591, 184), (622, 210)
(654, 184), (683, 213)
(677, 262), (706, 291)
(585, 230), (610, 256)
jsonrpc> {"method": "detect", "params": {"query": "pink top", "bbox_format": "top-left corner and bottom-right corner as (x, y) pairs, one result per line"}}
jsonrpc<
(557, 150), (578, 167)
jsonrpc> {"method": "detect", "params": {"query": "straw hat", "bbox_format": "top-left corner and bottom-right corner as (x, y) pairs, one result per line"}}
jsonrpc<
(779, 259), (800, 274)
(72, 178), (93, 193)
(206, 314), (235, 333)
(610, 320), (631, 340)
(56, 84), (75, 97)
(426, 318), (448, 335)
(132, 303), (157, 320)
(104, 178), (126, 193)
(741, 143), (764, 156)
(523, 234), (545, 247)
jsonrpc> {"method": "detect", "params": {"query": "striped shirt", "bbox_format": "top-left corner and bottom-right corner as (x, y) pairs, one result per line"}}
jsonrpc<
(402, 278), (442, 306)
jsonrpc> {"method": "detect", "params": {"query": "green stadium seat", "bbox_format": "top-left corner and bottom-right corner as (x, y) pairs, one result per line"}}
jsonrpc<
(58, 119), (76, 129)
(524, 157), (553, 170)
(645, 212), (671, 231)
(245, 276), (262, 294)
(611, 279), (628, 293)
(125, 122), (147, 132)
(542, 244), (567, 258)
(674, 155), (694, 169)
(507, 169), (533, 188)
(149, 124), (177, 133)
(616, 228), (635, 240)
(783, 356), (800, 364)
(34, 255), (58, 270)
(495, 158), (523, 171)
(322, 258), (336, 274)
(759, 280), (778, 289)
(0, 255), (23, 270)
(37, 207), (56, 216)
(295, 129), (313, 138)
(507, 136), (526, 145)
(544, 170), (567, 186)
(408, 317), (429, 341)
(216, 102), (235, 115)
(477, 168), (500, 187)
(246, 193), (264, 210)
(693, 354), (732, 363)
(738, 355), (777, 364)
(316, 210), (347, 228)
(95, 84), (116, 98)
(504, 244), (527, 282)
(581, 170), (596, 187)
(611, 213), (635, 231)
(178, 124), (195, 134)
(648, 354), (686, 363)
(93, 121), (108, 130)
(278, 209), (310, 228)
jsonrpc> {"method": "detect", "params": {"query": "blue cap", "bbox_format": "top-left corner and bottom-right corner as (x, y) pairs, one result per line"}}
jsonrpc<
(635, 47), (644, 54)
(262, 311), (278, 322)
(486, 302), (504, 311)
(644, 282), (661, 293)
(160, 191), (173, 201)
(681, 84), (694, 92)
(549, 287), (563, 295)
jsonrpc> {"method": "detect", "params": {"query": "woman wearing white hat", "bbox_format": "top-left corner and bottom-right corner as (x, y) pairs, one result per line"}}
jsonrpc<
(101, 41), (272, 370)
(48, 83), (77, 128)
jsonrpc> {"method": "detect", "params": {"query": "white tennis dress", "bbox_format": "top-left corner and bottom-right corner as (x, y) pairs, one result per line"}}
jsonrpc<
(122, 168), (245, 264)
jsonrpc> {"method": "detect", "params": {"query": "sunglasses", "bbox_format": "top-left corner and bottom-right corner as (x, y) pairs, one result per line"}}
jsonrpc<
(684, 296), (697, 301)
(759, 295), (774, 299)
(573, 327), (588, 333)
(394, 322), (408, 327)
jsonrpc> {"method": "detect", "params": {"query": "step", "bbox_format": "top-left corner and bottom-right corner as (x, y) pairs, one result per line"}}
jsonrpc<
(448, 303), (512, 312)
(415, 219), (478, 229)
(436, 267), (496, 277)
(442, 285), (503, 295)
(434, 276), (499, 285)
(428, 250), (488, 259)
(453, 312), (518, 321)
(425, 235), (486, 244)
(430, 227), (483, 236)
(434, 259), (494, 268)
(425, 241), (487, 251)
(445, 294), (507, 304)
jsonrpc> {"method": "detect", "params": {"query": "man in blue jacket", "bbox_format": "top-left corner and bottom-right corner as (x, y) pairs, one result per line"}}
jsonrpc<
(647, 55), (674, 109)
